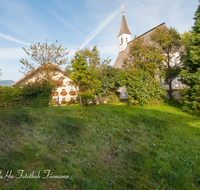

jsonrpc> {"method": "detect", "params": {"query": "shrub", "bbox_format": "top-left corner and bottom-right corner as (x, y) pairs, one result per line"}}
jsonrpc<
(124, 69), (165, 106)
(0, 80), (53, 107)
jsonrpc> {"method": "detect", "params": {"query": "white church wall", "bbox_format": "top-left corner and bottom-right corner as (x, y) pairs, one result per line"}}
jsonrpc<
(118, 33), (131, 53)
(117, 87), (128, 99)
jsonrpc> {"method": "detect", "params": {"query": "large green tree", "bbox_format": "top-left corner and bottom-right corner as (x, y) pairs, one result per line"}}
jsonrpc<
(179, 4), (200, 112)
(124, 36), (165, 78)
(67, 46), (109, 106)
(123, 37), (165, 106)
(181, 30), (192, 49)
(151, 27), (182, 99)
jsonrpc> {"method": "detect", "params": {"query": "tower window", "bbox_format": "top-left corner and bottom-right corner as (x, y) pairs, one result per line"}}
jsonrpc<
(126, 38), (128, 42)
(121, 37), (123, 44)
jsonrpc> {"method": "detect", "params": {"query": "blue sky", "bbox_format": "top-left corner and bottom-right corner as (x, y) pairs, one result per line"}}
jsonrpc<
(0, 0), (199, 81)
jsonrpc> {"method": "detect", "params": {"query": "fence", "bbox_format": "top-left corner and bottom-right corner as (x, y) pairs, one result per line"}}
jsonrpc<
(0, 96), (111, 109)
(0, 99), (51, 109)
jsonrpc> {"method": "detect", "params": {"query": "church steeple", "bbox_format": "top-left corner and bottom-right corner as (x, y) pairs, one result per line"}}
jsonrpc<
(118, 7), (131, 53)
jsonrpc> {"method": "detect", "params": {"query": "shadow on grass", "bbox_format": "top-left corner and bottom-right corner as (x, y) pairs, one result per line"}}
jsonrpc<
(164, 98), (183, 109)
(0, 107), (86, 190)
(0, 105), (200, 189)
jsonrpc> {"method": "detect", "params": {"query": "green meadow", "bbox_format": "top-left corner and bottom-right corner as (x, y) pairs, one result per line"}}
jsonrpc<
(0, 102), (200, 189)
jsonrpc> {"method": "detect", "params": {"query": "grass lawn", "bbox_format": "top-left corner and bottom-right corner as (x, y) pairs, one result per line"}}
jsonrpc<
(0, 101), (200, 189)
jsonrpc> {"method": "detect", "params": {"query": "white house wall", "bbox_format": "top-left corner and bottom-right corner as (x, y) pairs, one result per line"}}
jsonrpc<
(15, 71), (78, 103)
(52, 74), (77, 103)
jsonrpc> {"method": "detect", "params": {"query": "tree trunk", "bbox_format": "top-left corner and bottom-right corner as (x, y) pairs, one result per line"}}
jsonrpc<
(79, 93), (82, 107)
(168, 78), (173, 99)
(57, 96), (60, 107)
(76, 87), (82, 107)
(167, 54), (173, 99)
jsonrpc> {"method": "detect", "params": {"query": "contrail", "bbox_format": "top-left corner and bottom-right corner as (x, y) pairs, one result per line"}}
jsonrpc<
(49, 9), (76, 32)
(79, 6), (121, 49)
(0, 32), (30, 46)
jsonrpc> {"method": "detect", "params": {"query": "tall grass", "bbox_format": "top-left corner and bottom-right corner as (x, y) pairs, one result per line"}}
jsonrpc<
(0, 102), (200, 189)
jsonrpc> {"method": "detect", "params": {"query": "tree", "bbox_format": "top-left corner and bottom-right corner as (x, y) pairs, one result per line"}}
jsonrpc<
(124, 36), (165, 78)
(67, 46), (109, 106)
(123, 37), (166, 106)
(179, 4), (200, 112)
(124, 67), (165, 106)
(181, 30), (192, 49)
(20, 39), (69, 86)
(98, 66), (123, 101)
(150, 27), (182, 99)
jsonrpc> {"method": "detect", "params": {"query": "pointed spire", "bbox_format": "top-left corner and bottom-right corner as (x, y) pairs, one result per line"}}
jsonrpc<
(118, 7), (131, 37)
(122, 6), (124, 15)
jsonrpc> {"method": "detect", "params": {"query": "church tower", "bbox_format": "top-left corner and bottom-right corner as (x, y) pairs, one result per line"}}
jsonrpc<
(118, 7), (131, 53)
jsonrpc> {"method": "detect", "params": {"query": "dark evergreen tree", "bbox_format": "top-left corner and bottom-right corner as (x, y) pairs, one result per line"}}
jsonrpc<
(180, 4), (200, 112)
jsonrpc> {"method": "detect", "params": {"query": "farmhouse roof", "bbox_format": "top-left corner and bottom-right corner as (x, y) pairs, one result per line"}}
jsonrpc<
(118, 14), (131, 37)
(11, 64), (66, 86)
(114, 22), (166, 68)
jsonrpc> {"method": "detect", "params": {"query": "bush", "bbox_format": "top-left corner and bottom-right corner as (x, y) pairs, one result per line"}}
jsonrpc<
(1, 86), (20, 101)
(0, 81), (53, 107)
(124, 69), (165, 106)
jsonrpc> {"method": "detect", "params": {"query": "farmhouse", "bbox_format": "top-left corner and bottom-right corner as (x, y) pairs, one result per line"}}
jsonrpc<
(11, 65), (77, 104)
(114, 9), (183, 99)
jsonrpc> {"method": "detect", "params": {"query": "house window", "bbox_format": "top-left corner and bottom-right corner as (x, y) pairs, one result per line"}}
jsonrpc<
(62, 98), (66, 101)
(71, 97), (74, 101)
(62, 89), (66, 92)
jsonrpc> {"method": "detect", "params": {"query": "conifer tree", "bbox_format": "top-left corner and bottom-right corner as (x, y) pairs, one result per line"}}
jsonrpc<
(179, 4), (200, 111)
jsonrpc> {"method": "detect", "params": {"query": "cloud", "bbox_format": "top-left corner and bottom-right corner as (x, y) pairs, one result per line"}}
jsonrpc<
(0, 48), (27, 59)
(79, 6), (121, 49)
(0, 32), (30, 46)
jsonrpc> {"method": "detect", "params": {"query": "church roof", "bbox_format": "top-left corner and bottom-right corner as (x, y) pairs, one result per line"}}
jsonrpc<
(118, 14), (132, 37)
(114, 22), (166, 68)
